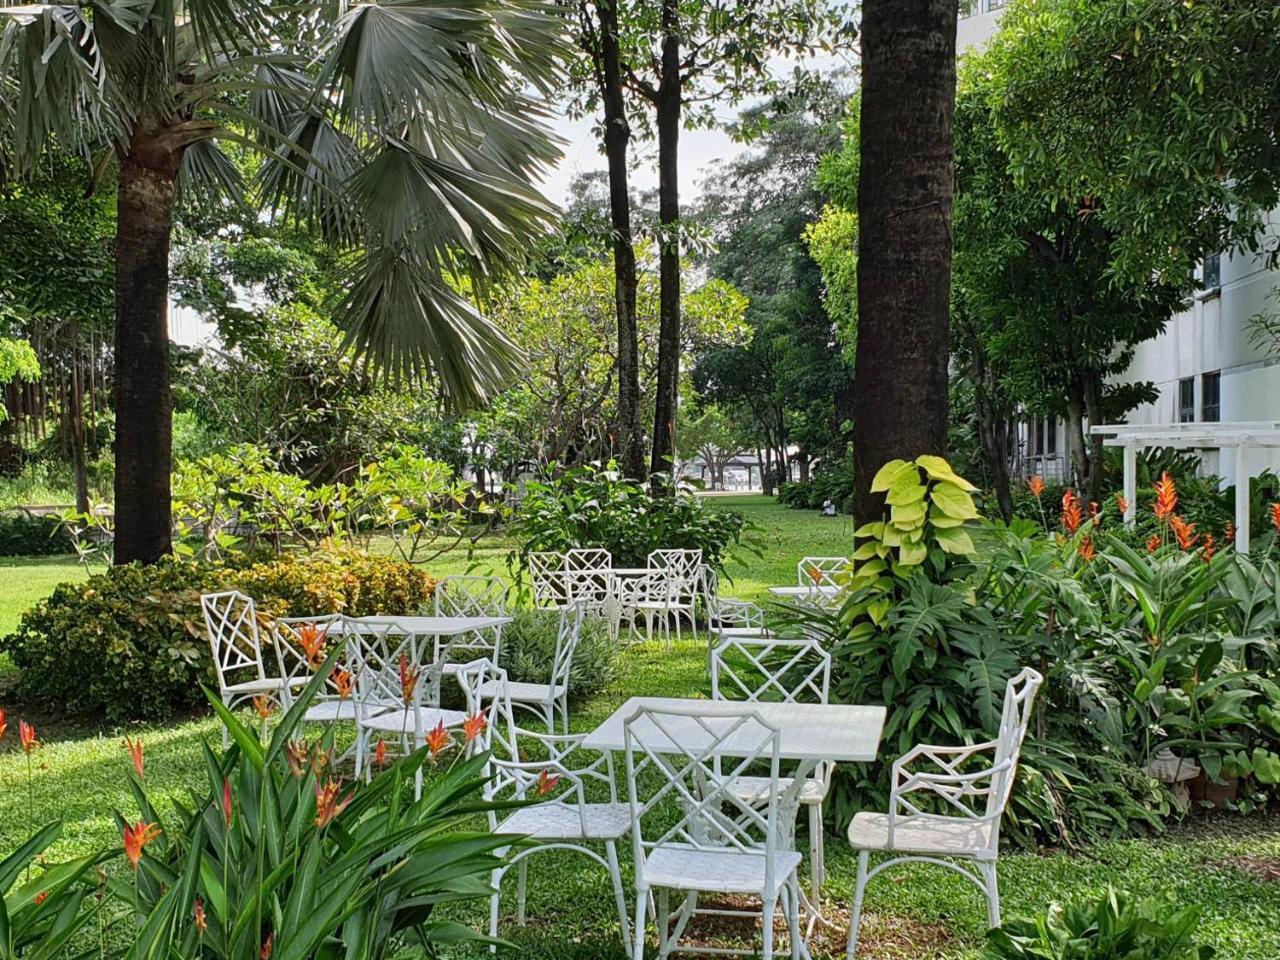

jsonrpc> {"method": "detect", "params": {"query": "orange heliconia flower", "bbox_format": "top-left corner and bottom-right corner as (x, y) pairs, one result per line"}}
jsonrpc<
(333, 666), (355, 700)
(296, 622), (328, 669)
(536, 769), (561, 796)
(374, 738), (388, 769)
(1170, 515), (1197, 551)
(1078, 536), (1096, 562)
(425, 720), (451, 758)
(0, 707), (7, 742)
(1200, 534), (1216, 562)
(805, 564), (824, 586)
(463, 712), (488, 744)
(261, 931), (274, 960)
(19, 720), (37, 754)
(194, 898), (208, 936)
(1146, 534), (1161, 554)
(1027, 475), (1046, 498)
(222, 778), (234, 827)
(314, 780), (351, 829)
(33, 891), (48, 906)
(252, 695), (273, 721)
(309, 746), (331, 779)
(1061, 489), (1083, 534)
(1153, 472), (1178, 520)
(1224, 521), (1236, 544)
(1115, 493), (1129, 515)
(285, 739), (309, 778)
(398, 655), (420, 704)
(1271, 502), (1280, 534)
(1088, 501), (1101, 527)
(124, 736), (144, 779)
(122, 821), (162, 870)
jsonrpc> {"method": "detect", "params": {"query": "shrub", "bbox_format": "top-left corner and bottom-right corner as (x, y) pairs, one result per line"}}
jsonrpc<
(0, 547), (434, 721)
(0, 512), (72, 556)
(497, 608), (618, 699)
(984, 888), (1215, 960)
(511, 461), (752, 571)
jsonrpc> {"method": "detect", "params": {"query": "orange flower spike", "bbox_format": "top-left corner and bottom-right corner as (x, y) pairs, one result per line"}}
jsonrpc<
(1224, 521), (1236, 544)
(19, 720), (37, 754)
(1170, 515), (1197, 551)
(33, 891), (48, 906)
(314, 780), (350, 829)
(1078, 536), (1096, 562)
(222, 778), (234, 827)
(0, 707), (7, 742)
(333, 667), (355, 700)
(1089, 501), (1101, 528)
(463, 711), (488, 745)
(1115, 493), (1129, 516)
(1153, 471), (1178, 520)
(1060, 489), (1083, 535)
(261, 931), (274, 960)
(194, 898), (208, 936)
(1146, 534), (1161, 554)
(1027, 475), (1045, 498)
(124, 736), (144, 779)
(285, 739), (309, 777)
(297, 622), (328, 668)
(425, 720), (451, 759)
(1201, 534), (1216, 562)
(535, 769), (561, 796)
(398, 655), (420, 704)
(252, 695), (273, 721)
(1271, 502), (1280, 534)
(806, 565), (824, 586)
(374, 738), (388, 770)
(122, 821), (162, 870)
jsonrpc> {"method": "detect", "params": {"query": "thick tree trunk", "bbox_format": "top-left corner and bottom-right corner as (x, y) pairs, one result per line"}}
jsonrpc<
(1064, 387), (1088, 491)
(1082, 372), (1105, 502)
(113, 134), (178, 564)
(852, 0), (958, 524)
(649, 0), (681, 485)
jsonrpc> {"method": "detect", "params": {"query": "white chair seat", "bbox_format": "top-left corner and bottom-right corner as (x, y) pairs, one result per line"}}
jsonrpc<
(359, 707), (468, 734)
(728, 774), (829, 806)
(303, 700), (364, 723)
(497, 801), (631, 841)
(847, 812), (998, 860)
(713, 626), (771, 638)
(224, 676), (301, 695)
(479, 679), (566, 703)
(643, 844), (802, 895)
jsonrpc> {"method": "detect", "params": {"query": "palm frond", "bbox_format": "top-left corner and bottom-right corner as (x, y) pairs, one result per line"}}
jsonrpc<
(177, 135), (244, 207)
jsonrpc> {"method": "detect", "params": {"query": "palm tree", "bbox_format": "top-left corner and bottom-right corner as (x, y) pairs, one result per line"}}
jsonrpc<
(0, 0), (564, 562)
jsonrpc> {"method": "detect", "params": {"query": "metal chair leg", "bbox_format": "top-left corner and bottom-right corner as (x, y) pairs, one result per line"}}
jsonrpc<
(845, 850), (870, 959)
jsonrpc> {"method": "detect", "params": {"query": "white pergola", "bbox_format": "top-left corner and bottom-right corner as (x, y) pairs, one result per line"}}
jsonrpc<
(1090, 421), (1280, 554)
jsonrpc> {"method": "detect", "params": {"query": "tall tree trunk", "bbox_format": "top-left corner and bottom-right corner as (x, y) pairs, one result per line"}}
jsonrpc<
(68, 350), (90, 514)
(649, 0), (681, 485)
(597, 0), (645, 481)
(852, 0), (958, 524)
(1064, 386), (1088, 490)
(113, 135), (178, 564)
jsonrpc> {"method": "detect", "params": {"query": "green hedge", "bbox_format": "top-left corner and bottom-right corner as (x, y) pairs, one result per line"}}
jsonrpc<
(0, 513), (73, 556)
(497, 608), (618, 700)
(0, 548), (435, 721)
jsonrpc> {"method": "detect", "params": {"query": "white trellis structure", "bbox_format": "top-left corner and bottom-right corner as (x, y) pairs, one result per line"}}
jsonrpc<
(1090, 421), (1280, 554)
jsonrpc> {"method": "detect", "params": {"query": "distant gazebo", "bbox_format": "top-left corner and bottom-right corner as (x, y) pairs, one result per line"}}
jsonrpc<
(1090, 421), (1280, 554)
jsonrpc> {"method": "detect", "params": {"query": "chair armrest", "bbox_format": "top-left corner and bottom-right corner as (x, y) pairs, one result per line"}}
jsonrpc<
(890, 756), (1014, 823)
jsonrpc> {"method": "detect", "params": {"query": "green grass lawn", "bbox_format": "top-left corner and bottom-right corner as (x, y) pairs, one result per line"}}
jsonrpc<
(1, 497), (1278, 958)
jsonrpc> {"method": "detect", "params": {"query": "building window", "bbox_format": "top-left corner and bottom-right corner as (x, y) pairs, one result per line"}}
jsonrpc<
(1030, 418), (1057, 456)
(1202, 253), (1221, 290)
(1178, 377), (1196, 423)
(1202, 371), (1221, 422)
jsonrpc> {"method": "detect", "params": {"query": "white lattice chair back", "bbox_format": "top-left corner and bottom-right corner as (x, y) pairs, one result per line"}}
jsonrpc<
(272, 614), (350, 700)
(710, 636), (831, 704)
(550, 602), (586, 693)
(624, 706), (783, 886)
(346, 617), (429, 720)
(887, 666), (1043, 855)
(565, 548), (614, 611)
(201, 591), (268, 691)
(434, 575), (509, 618)
(529, 552), (571, 608)
(797, 556), (849, 589)
(647, 548), (703, 603)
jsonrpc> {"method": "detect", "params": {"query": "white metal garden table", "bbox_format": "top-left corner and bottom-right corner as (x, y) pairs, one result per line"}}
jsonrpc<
(583, 696), (886, 955)
(767, 585), (843, 602)
(330, 615), (511, 696)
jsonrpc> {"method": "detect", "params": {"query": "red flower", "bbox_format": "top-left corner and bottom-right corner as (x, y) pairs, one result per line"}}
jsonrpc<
(333, 666), (355, 700)
(1146, 534), (1161, 554)
(0, 707), (7, 742)
(1224, 521), (1236, 544)
(296, 622), (328, 668)
(1061, 489), (1083, 535)
(122, 821), (161, 870)
(1078, 536), (1096, 562)
(374, 738), (388, 769)
(536, 769), (561, 796)
(425, 720), (451, 759)
(463, 712), (488, 745)
(398, 655), (420, 704)
(1271, 502), (1280, 534)
(222, 778), (234, 827)
(1170, 515), (1197, 551)
(261, 931), (274, 960)
(33, 890), (48, 906)
(19, 720), (37, 754)
(314, 780), (350, 829)
(1153, 472), (1178, 520)
(1201, 534), (1216, 562)
(1027, 475), (1045, 498)
(124, 736), (144, 779)
(252, 695), (273, 721)
(194, 897), (208, 936)
(1114, 493), (1129, 515)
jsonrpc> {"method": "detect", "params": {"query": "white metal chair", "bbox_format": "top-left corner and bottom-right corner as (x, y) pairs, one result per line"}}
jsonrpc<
(630, 549), (703, 648)
(711, 635), (835, 905)
(565, 547), (620, 637)
(796, 557), (849, 589)
(476, 602), (584, 734)
(432, 575), (509, 675)
(844, 667), (1045, 957)
(624, 705), (803, 960)
(201, 591), (302, 746)
(460, 659), (633, 957)
(701, 567), (771, 670)
(347, 617), (467, 797)
(272, 613), (364, 724)
(529, 551), (571, 609)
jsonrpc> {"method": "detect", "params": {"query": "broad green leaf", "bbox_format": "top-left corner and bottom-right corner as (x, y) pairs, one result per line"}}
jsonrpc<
(870, 459), (912, 493)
